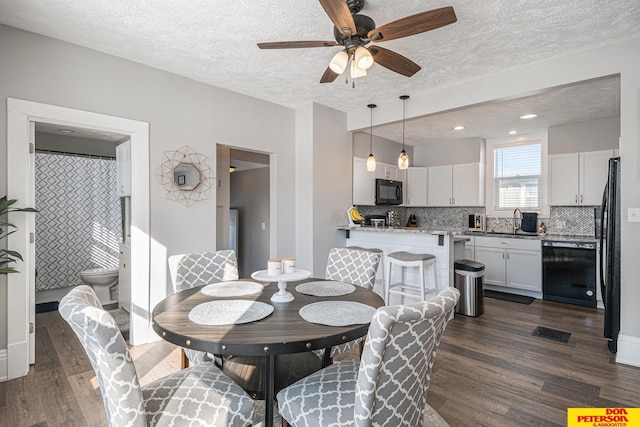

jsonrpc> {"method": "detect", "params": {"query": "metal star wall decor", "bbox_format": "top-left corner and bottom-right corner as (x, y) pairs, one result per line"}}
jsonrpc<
(157, 145), (214, 207)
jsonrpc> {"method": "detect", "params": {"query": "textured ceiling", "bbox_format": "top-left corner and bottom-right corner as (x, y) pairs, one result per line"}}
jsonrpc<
(1, 0), (638, 145)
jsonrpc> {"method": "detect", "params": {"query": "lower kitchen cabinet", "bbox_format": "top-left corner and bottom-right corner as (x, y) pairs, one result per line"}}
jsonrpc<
(474, 236), (541, 292)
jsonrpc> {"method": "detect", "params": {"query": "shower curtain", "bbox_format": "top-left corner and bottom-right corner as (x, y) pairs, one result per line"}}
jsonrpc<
(35, 152), (121, 291)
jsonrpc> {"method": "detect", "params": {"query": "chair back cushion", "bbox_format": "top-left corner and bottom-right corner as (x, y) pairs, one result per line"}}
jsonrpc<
(59, 285), (146, 427)
(355, 287), (460, 427)
(168, 250), (239, 292)
(325, 247), (381, 290)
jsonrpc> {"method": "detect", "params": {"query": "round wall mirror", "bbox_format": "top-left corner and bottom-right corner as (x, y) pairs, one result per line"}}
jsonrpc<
(173, 162), (201, 191)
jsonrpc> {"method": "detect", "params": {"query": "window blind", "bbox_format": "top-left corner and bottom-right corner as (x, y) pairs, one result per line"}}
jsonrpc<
(494, 142), (542, 209)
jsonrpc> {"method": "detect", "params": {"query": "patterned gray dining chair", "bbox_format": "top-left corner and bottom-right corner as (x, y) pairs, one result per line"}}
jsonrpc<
(322, 247), (382, 360)
(278, 287), (460, 427)
(168, 249), (239, 368)
(59, 285), (254, 427)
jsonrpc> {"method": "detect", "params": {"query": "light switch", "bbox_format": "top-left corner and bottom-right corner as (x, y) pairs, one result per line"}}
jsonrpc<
(261, 222), (266, 230)
(628, 208), (640, 222)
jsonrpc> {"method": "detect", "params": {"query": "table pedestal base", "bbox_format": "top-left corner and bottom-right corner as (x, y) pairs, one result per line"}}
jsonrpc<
(271, 280), (294, 302)
(222, 353), (322, 400)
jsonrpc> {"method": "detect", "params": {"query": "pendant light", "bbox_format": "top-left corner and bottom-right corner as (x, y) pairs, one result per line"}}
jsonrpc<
(366, 104), (377, 171)
(398, 95), (410, 170)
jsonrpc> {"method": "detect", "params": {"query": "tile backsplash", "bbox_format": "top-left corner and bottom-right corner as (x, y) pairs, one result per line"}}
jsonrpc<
(357, 205), (597, 237)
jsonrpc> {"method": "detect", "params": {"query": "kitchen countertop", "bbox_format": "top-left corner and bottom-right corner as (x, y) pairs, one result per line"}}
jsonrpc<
(337, 225), (596, 243)
(461, 231), (598, 243)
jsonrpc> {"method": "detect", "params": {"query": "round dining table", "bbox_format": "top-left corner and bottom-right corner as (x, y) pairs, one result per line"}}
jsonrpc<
(152, 276), (385, 427)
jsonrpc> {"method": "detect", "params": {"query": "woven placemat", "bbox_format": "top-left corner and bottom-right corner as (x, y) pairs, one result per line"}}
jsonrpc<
(295, 281), (356, 297)
(299, 301), (376, 327)
(189, 300), (274, 326)
(201, 281), (263, 297)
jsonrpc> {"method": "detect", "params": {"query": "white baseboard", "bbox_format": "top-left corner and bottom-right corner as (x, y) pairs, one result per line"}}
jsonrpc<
(0, 349), (8, 382)
(616, 334), (640, 367)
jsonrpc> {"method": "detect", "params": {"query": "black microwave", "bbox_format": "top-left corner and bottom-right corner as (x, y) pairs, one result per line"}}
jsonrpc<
(375, 179), (403, 205)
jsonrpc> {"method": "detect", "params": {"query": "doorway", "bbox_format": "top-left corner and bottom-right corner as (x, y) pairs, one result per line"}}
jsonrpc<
(217, 146), (270, 278)
(6, 98), (150, 380)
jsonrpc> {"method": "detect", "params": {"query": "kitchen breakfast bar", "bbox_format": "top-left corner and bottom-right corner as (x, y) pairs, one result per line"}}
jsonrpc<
(337, 226), (468, 301)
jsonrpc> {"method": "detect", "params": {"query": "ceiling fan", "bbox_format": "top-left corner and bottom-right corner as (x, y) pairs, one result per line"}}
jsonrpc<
(257, 0), (457, 84)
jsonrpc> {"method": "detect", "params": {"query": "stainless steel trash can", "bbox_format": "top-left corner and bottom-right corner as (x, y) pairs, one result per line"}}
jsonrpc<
(454, 260), (485, 317)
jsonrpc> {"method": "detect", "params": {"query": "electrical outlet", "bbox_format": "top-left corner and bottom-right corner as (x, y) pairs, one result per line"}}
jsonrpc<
(629, 207), (640, 222)
(558, 220), (566, 229)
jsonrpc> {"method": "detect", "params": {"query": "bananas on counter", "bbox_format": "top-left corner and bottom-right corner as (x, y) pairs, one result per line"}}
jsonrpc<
(349, 206), (364, 223)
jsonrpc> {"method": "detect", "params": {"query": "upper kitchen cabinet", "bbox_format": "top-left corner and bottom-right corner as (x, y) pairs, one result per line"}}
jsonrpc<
(405, 167), (427, 207)
(427, 163), (485, 207)
(549, 149), (614, 206)
(353, 157), (375, 205)
(353, 157), (404, 206)
(375, 163), (399, 181)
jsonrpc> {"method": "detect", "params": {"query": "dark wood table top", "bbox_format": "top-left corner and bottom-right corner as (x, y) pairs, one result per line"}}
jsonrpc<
(152, 278), (385, 357)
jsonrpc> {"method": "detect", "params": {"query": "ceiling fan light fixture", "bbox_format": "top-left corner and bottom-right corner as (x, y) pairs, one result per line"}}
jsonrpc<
(355, 46), (374, 70)
(329, 50), (349, 74)
(398, 95), (410, 170)
(350, 59), (367, 79)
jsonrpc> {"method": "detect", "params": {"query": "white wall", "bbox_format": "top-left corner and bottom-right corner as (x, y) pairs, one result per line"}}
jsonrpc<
(548, 116), (620, 155)
(0, 24), (296, 349)
(413, 138), (484, 166)
(352, 132), (412, 165)
(295, 103), (352, 277)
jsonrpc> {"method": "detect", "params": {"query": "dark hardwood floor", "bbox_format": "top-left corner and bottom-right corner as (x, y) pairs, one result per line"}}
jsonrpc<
(1, 297), (638, 426)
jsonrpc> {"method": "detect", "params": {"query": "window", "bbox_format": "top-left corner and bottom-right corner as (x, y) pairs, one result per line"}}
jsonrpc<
(485, 132), (548, 217)
(494, 141), (541, 209)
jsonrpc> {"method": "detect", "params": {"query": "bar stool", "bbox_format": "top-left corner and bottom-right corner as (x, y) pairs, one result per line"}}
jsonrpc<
(385, 251), (437, 304)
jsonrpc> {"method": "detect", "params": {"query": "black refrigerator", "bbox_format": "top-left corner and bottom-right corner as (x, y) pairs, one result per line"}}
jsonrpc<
(599, 157), (621, 353)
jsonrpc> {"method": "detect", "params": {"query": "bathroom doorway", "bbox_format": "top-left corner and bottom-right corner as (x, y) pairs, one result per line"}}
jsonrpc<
(6, 99), (150, 380)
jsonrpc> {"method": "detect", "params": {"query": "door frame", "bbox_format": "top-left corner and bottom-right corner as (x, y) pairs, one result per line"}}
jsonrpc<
(5, 98), (151, 380)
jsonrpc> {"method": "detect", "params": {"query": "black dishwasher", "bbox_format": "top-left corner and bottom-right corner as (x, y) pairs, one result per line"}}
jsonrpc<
(542, 240), (597, 307)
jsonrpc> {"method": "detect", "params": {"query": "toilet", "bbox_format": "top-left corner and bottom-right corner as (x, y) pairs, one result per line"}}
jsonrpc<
(79, 267), (119, 302)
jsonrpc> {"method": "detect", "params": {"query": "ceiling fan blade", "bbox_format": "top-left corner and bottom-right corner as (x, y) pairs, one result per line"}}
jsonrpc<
(369, 46), (421, 77)
(368, 6), (457, 42)
(320, 66), (340, 83)
(257, 41), (338, 49)
(319, 0), (356, 36)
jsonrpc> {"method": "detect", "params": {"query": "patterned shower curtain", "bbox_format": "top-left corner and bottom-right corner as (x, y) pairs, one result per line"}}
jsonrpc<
(35, 152), (121, 291)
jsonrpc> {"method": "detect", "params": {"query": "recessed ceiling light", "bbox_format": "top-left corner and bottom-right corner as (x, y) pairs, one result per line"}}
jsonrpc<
(58, 128), (74, 133)
(509, 130), (517, 135)
(453, 125), (465, 131)
(520, 113), (538, 120)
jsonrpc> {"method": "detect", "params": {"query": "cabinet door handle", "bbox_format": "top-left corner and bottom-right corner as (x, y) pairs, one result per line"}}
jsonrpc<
(452, 197), (455, 205)
(575, 195), (578, 204)
(580, 194), (583, 204)
(502, 252), (505, 259)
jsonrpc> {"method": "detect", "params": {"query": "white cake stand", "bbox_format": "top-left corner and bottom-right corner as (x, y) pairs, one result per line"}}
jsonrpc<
(251, 269), (312, 303)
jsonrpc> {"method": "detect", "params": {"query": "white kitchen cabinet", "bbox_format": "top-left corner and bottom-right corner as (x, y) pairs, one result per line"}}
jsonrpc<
(427, 163), (484, 207)
(405, 167), (427, 206)
(474, 236), (541, 292)
(353, 157), (375, 205)
(549, 149), (613, 206)
(353, 158), (403, 206)
(375, 163), (399, 180)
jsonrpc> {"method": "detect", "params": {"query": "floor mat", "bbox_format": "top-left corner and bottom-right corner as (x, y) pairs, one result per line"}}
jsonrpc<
(531, 326), (571, 343)
(35, 301), (59, 313)
(484, 290), (534, 304)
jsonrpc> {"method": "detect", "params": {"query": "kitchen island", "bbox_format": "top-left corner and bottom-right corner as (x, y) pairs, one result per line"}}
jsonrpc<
(337, 226), (467, 302)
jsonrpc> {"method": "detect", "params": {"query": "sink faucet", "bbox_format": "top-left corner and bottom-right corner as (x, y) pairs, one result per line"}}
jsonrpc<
(513, 208), (522, 233)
